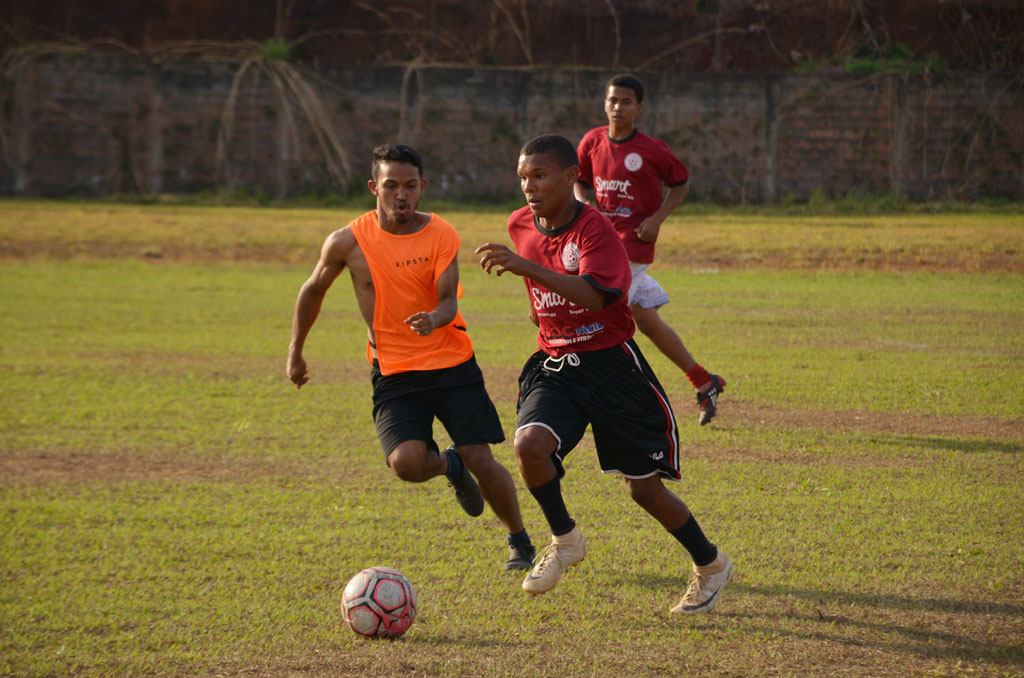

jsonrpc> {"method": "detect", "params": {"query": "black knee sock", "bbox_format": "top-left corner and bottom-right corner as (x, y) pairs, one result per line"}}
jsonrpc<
(528, 477), (575, 536)
(669, 514), (718, 567)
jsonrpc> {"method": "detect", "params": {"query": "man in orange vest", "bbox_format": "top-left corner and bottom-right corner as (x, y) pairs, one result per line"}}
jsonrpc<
(287, 144), (535, 570)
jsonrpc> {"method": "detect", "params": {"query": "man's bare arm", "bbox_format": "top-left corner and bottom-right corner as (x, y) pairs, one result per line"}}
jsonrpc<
(404, 257), (460, 336)
(287, 229), (352, 388)
(475, 242), (611, 312)
(635, 182), (689, 243)
(573, 182), (591, 205)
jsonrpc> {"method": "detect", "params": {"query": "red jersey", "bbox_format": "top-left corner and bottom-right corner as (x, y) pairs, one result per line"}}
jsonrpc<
(507, 202), (634, 356)
(576, 126), (689, 264)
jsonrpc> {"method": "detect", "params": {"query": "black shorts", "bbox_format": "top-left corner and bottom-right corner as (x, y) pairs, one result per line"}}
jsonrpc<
(515, 339), (681, 481)
(371, 355), (505, 463)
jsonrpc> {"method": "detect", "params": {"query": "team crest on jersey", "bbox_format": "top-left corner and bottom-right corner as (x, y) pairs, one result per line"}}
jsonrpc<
(561, 242), (581, 272)
(624, 152), (643, 171)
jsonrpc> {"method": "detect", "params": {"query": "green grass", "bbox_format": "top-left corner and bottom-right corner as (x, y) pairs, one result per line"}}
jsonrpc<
(2, 198), (1023, 271)
(1, 202), (1023, 677)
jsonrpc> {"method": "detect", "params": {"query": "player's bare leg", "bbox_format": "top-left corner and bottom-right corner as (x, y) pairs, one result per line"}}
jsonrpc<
(622, 474), (692, 529)
(458, 443), (525, 534)
(631, 303), (726, 426)
(631, 303), (697, 372)
(458, 443), (536, 570)
(389, 440), (484, 516)
(387, 440), (446, 482)
(624, 474), (733, 614)
(513, 425), (586, 593)
(512, 425), (560, 487)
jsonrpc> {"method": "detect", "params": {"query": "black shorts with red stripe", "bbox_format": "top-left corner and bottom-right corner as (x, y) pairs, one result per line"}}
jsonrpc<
(514, 339), (681, 481)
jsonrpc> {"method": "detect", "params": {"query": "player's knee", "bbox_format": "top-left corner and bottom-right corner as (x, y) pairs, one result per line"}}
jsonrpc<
(387, 446), (429, 483)
(455, 443), (492, 470)
(625, 477), (661, 508)
(513, 426), (557, 464)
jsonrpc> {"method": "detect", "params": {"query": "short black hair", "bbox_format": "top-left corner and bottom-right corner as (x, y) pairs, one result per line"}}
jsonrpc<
(371, 144), (424, 179)
(606, 73), (644, 103)
(520, 134), (578, 169)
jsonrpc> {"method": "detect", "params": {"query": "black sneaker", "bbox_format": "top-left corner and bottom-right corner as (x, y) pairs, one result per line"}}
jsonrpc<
(696, 374), (726, 426)
(504, 542), (536, 571)
(445, 446), (484, 517)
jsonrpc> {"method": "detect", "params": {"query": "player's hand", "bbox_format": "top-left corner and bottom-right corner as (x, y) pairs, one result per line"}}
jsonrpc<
(635, 217), (661, 243)
(475, 243), (528, 277)
(404, 311), (437, 336)
(287, 354), (309, 389)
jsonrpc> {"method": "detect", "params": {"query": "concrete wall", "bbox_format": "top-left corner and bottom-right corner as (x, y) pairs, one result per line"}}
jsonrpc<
(2, 56), (1022, 202)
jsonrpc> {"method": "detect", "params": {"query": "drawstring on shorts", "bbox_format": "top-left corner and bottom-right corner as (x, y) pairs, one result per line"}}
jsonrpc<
(542, 353), (580, 372)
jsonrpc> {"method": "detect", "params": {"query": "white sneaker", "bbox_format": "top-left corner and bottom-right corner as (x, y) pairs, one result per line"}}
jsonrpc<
(522, 527), (586, 595)
(671, 550), (733, 614)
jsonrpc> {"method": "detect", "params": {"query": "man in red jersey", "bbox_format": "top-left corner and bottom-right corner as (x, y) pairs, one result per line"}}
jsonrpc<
(476, 134), (732, 613)
(288, 144), (535, 571)
(575, 73), (726, 426)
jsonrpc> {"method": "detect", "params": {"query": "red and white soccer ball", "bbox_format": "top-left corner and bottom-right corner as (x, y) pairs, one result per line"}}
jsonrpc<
(341, 566), (417, 639)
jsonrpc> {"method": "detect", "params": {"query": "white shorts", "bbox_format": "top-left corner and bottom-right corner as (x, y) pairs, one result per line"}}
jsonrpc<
(628, 262), (670, 309)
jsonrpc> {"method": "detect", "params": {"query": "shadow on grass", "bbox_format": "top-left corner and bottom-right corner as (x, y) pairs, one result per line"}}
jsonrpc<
(893, 434), (1024, 455)
(716, 609), (1023, 667)
(618, 572), (1023, 663)
(675, 581), (1024, 666)
(733, 581), (1024, 618)
(627, 572), (1024, 617)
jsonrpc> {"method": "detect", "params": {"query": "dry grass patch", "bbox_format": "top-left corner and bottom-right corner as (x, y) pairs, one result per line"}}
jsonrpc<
(3, 200), (1023, 273)
(721, 399), (1024, 442)
(0, 450), (303, 486)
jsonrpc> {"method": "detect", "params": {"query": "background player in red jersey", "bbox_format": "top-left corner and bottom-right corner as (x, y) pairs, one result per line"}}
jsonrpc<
(575, 73), (726, 425)
(476, 134), (732, 613)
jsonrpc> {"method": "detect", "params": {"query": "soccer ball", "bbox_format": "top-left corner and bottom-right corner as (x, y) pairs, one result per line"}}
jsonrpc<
(341, 566), (417, 639)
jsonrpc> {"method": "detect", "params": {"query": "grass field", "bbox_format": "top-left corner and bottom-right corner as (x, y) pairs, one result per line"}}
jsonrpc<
(1, 199), (1023, 677)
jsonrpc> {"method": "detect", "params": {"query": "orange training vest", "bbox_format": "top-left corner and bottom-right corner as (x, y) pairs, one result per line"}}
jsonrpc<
(349, 211), (474, 376)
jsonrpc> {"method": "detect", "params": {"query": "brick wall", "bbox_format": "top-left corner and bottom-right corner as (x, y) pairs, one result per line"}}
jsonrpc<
(2, 56), (1021, 202)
